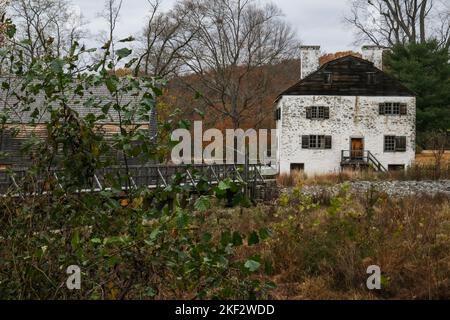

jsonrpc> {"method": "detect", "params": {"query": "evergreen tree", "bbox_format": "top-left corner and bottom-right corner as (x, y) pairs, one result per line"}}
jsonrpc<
(385, 41), (450, 134)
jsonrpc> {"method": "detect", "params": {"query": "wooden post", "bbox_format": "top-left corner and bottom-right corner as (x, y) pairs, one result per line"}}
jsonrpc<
(244, 148), (249, 199)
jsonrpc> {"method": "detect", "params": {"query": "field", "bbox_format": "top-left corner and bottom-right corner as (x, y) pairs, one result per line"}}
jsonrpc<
(233, 189), (450, 299)
(416, 151), (450, 165)
(1, 181), (449, 300)
(1, 152), (450, 299)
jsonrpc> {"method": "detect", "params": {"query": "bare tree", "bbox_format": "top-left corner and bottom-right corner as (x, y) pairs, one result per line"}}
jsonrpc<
(427, 129), (450, 177)
(436, 0), (450, 48)
(9, 0), (86, 60)
(345, 0), (450, 49)
(133, 0), (199, 140)
(134, 0), (196, 78)
(174, 0), (298, 128)
(0, 0), (11, 47)
(98, 0), (123, 62)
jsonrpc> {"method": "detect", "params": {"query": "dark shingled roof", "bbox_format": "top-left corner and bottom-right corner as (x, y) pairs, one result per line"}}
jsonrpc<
(278, 55), (416, 99)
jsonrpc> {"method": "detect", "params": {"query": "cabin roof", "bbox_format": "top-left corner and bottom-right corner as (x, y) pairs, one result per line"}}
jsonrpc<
(278, 55), (416, 99)
(0, 77), (154, 166)
(0, 77), (148, 124)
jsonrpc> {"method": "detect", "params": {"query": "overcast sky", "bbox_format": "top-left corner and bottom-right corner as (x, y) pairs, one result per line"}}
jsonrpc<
(73, 0), (359, 54)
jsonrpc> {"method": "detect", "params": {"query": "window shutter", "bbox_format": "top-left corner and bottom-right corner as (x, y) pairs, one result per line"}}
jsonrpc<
(379, 103), (385, 115)
(325, 136), (332, 149)
(324, 107), (330, 119)
(395, 136), (406, 152)
(400, 103), (407, 115)
(306, 107), (312, 119)
(275, 108), (281, 120)
(302, 135), (310, 149)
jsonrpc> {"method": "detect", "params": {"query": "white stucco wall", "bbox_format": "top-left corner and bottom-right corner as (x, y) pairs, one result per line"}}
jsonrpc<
(362, 46), (385, 70)
(300, 46), (321, 79)
(276, 95), (416, 175)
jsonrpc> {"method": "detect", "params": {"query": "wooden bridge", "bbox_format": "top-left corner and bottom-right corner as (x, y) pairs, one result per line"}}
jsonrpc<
(0, 163), (278, 201)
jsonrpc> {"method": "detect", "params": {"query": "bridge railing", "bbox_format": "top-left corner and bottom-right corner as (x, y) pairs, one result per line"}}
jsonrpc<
(0, 163), (271, 199)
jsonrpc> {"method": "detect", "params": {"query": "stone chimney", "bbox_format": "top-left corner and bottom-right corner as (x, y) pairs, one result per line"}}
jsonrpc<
(300, 45), (320, 79)
(361, 45), (386, 70)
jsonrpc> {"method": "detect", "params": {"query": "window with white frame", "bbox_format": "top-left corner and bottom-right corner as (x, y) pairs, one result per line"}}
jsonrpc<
(302, 135), (332, 149)
(379, 103), (407, 115)
(306, 106), (330, 120)
(384, 136), (407, 152)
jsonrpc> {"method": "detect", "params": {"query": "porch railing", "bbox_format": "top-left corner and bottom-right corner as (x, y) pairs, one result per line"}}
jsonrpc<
(341, 150), (387, 172)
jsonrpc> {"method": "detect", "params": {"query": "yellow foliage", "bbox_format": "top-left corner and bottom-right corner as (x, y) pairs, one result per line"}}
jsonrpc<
(131, 196), (144, 209)
(120, 199), (129, 207)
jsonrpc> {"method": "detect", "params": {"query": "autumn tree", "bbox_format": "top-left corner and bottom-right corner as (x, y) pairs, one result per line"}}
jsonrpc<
(319, 51), (362, 66)
(173, 0), (298, 129)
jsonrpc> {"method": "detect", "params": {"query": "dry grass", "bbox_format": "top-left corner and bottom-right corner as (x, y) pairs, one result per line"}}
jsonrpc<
(277, 151), (450, 188)
(303, 170), (377, 185)
(416, 151), (450, 165)
(277, 170), (307, 187)
(217, 188), (450, 300)
(277, 170), (381, 187)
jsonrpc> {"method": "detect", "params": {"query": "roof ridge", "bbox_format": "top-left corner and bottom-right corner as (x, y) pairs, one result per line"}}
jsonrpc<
(276, 55), (415, 101)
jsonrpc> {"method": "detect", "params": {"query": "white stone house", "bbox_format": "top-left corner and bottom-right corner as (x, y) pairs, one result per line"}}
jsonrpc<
(275, 46), (416, 175)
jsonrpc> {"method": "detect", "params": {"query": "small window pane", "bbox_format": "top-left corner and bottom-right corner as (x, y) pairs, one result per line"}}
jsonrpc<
(309, 135), (318, 148)
(318, 135), (326, 149)
(393, 103), (400, 115)
(304, 135), (333, 149)
(382, 102), (407, 115)
(384, 136), (395, 152)
(307, 106), (330, 120)
(318, 107), (324, 119)
(385, 103), (392, 115)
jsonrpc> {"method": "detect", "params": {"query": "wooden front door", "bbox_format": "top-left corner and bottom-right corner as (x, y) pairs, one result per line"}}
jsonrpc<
(351, 138), (364, 159)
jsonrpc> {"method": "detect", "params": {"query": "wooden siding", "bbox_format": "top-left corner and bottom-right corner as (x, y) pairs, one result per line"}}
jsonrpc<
(279, 55), (415, 97)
